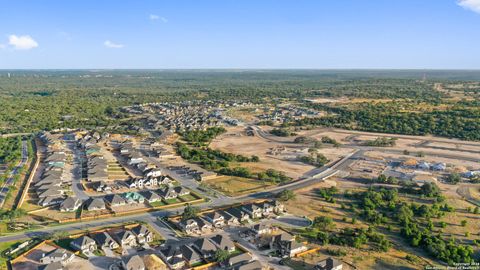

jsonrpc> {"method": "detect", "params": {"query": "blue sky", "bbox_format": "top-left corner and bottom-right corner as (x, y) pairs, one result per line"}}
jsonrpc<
(0, 0), (479, 69)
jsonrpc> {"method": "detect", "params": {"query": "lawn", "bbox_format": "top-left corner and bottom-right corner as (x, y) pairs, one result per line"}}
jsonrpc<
(164, 198), (181, 205)
(204, 176), (273, 196)
(149, 201), (166, 207)
(179, 194), (197, 202)
(0, 241), (20, 270)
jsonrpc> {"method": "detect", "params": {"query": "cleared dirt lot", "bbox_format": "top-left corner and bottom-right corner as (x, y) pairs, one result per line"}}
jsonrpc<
(210, 126), (353, 179)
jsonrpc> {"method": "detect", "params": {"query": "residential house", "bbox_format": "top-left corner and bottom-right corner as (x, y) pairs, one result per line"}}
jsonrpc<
(204, 212), (226, 228)
(160, 246), (186, 269)
(179, 245), (202, 266)
(92, 181), (111, 192)
(144, 167), (162, 178)
(40, 248), (75, 265)
(85, 197), (106, 211)
(241, 204), (263, 219)
(179, 219), (200, 235)
(123, 192), (145, 204)
(114, 230), (138, 247)
(59, 197), (83, 212)
(210, 234), (236, 252)
(132, 225), (154, 244)
(315, 257), (344, 270)
(122, 255), (145, 270)
(158, 187), (177, 200)
(195, 217), (213, 234)
(226, 207), (251, 223)
(271, 232), (307, 258)
(255, 202), (274, 217)
(193, 238), (218, 259)
(39, 196), (64, 207)
(228, 253), (252, 268)
(70, 236), (97, 253)
(141, 190), (161, 203)
(251, 224), (274, 236)
(219, 210), (239, 226)
(173, 186), (190, 197)
(272, 200), (285, 214)
(104, 194), (127, 207)
(93, 232), (119, 249)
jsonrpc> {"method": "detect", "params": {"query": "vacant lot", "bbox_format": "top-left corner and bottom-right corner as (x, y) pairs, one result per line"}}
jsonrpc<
(204, 175), (272, 196)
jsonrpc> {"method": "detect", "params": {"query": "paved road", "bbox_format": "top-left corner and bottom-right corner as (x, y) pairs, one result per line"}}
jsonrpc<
(68, 141), (90, 200)
(0, 140), (28, 208)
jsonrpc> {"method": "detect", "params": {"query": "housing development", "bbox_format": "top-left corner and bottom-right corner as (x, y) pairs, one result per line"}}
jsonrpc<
(1, 70), (480, 270)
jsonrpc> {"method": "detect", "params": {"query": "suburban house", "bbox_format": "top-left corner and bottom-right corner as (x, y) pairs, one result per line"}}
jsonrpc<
(123, 192), (145, 204)
(122, 255), (145, 270)
(92, 181), (111, 192)
(179, 219), (200, 235)
(173, 186), (190, 196)
(159, 187), (177, 200)
(85, 197), (106, 211)
(143, 167), (162, 178)
(236, 260), (264, 270)
(210, 234), (236, 252)
(204, 212), (226, 228)
(226, 207), (251, 223)
(141, 190), (161, 203)
(70, 236), (97, 253)
(315, 257), (344, 270)
(271, 232), (307, 258)
(59, 197), (83, 212)
(40, 248), (75, 265)
(219, 210), (239, 226)
(132, 225), (154, 244)
(241, 204), (263, 219)
(114, 230), (138, 247)
(160, 246), (186, 270)
(193, 238), (218, 259)
(195, 217), (213, 234)
(228, 253), (253, 268)
(104, 194), (127, 207)
(179, 245), (202, 266)
(93, 232), (119, 249)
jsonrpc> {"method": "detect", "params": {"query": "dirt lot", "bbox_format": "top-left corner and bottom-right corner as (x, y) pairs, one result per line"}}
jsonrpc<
(210, 126), (353, 179)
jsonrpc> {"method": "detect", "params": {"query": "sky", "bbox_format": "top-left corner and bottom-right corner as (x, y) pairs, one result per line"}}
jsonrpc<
(0, 0), (479, 69)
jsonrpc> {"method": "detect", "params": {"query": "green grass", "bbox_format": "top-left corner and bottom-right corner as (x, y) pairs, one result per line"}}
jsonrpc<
(150, 201), (166, 207)
(179, 194), (197, 202)
(164, 198), (181, 204)
(0, 241), (20, 270)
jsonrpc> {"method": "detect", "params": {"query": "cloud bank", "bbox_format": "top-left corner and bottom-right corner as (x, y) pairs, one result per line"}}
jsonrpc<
(458, 0), (480, 14)
(8, 35), (38, 50)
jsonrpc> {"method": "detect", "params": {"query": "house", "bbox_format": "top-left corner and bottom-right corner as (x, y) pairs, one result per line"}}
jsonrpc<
(418, 161), (430, 170)
(226, 207), (251, 223)
(40, 248), (75, 265)
(219, 210), (239, 226)
(204, 212), (225, 228)
(70, 236), (97, 253)
(179, 219), (200, 234)
(157, 176), (171, 185)
(251, 224), (274, 236)
(432, 162), (447, 171)
(92, 181), (111, 192)
(193, 238), (218, 258)
(132, 225), (154, 243)
(104, 194), (127, 207)
(85, 197), (106, 211)
(114, 230), (138, 247)
(228, 253), (252, 268)
(129, 156), (145, 165)
(255, 202), (274, 216)
(37, 187), (63, 199)
(59, 197), (83, 212)
(272, 200), (285, 214)
(235, 260), (264, 270)
(195, 217), (213, 233)
(271, 232), (307, 257)
(122, 255), (145, 270)
(315, 257), (344, 270)
(210, 234), (236, 252)
(143, 254), (168, 270)
(241, 204), (263, 219)
(144, 167), (162, 178)
(173, 186), (190, 197)
(160, 246), (186, 269)
(158, 187), (177, 200)
(42, 262), (64, 270)
(141, 190), (161, 203)
(123, 192), (145, 204)
(93, 232), (119, 249)
(179, 245), (202, 266)
(39, 196), (64, 207)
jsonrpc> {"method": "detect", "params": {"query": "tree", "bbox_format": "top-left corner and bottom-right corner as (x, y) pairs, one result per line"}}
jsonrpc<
(446, 173), (461, 184)
(278, 189), (296, 201)
(313, 216), (335, 230)
(182, 204), (200, 220)
(214, 249), (230, 262)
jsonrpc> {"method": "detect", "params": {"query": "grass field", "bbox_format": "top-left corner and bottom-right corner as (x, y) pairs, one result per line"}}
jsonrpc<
(204, 175), (273, 196)
(0, 241), (20, 270)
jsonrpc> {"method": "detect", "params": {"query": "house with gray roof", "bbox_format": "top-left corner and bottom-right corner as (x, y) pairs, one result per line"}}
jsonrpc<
(70, 235), (96, 253)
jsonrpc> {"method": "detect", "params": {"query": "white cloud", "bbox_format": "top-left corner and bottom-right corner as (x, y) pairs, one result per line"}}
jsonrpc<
(458, 0), (480, 14)
(150, 14), (168, 22)
(104, 40), (124, 48)
(8, 35), (38, 50)
(0, 44), (5, 49)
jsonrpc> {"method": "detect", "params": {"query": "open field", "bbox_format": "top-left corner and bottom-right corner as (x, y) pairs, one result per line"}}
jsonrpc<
(204, 175), (273, 196)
